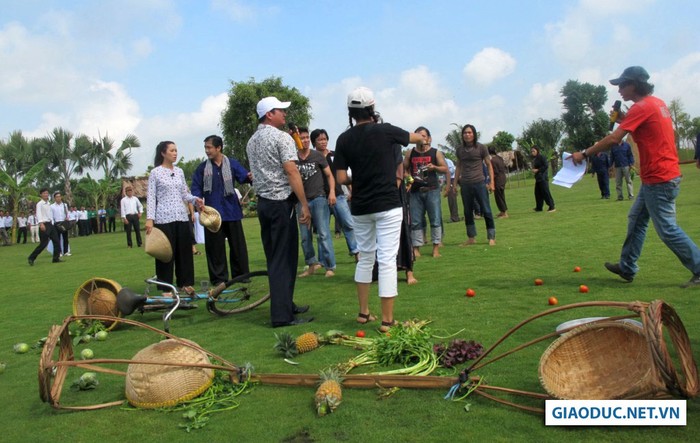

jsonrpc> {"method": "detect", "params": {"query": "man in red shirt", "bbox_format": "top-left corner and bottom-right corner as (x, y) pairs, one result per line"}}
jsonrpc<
(572, 66), (700, 287)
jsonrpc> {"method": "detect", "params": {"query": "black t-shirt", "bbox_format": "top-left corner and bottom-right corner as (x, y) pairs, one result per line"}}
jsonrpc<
(297, 150), (328, 200)
(334, 123), (410, 215)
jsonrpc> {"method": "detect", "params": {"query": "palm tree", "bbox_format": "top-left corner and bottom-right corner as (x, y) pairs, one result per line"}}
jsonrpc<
(37, 127), (93, 205)
(74, 174), (121, 212)
(0, 159), (47, 243)
(90, 133), (140, 208)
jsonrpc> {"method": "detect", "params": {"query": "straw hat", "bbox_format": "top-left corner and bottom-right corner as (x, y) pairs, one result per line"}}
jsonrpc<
(145, 227), (173, 262)
(72, 277), (122, 330)
(125, 339), (214, 409)
(199, 205), (222, 233)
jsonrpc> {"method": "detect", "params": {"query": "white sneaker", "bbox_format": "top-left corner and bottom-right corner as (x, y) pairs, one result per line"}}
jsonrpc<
(65, 253), (72, 256)
(60, 253), (63, 257)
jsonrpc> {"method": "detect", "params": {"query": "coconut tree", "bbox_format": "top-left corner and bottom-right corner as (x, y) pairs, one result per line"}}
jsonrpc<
(36, 127), (94, 205)
(0, 159), (47, 243)
(89, 133), (140, 207)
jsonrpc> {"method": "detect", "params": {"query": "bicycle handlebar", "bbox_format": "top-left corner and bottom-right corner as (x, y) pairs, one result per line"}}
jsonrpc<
(209, 282), (227, 299)
(143, 277), (179, 333)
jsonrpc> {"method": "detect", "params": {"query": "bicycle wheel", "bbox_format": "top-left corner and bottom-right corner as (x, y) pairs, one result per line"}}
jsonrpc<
(207, 270), (270, 316)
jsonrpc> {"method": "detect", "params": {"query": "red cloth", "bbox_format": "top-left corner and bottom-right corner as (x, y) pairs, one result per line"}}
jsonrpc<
(619, 96), (679, 184)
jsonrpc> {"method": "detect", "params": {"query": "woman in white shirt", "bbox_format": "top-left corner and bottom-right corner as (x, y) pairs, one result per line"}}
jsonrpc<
(145, 141), (203, 293)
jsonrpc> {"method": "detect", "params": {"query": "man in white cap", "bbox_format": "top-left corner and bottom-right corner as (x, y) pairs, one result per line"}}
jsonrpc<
(571, 66), (700, 288)
(246, 96), (313, 327)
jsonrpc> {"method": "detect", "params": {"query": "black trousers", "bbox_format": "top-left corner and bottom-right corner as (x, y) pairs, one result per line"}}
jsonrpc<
(257, 197), (299, 324)
(154, 221), (195, 289)
(204, 220), (250, 285)
(493, 185), (508, 212)
(108, 217), (116, 232)
(28, 223), (60, 262)
(17, 227), (27, 244)
(534, 180), (555, 211)
(124, 214), (142, 247)
(57, 227), (69, 254)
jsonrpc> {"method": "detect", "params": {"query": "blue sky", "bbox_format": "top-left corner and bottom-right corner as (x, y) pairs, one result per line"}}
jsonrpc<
(1, 0), (699, 176)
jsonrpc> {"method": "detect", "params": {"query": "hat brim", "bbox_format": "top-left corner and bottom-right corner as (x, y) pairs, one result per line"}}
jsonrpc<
(609, 77), (627, 86)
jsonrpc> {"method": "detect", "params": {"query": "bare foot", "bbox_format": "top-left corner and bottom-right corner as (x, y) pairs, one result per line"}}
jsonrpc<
(298, 263), (322, 278)
(489, 239), (496, 246)
(432, 245), (441, 258)
(407, 272), (418, 285)
(413, 247), (421, 258)
(325, 269), (335, 278)
(461, 238), (476, 246)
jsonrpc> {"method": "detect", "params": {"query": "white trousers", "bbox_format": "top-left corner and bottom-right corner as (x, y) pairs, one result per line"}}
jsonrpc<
(353, 207), (403, 297)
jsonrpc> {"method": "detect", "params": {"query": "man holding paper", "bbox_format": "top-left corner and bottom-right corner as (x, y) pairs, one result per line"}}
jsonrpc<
(571, 66), (700, 288)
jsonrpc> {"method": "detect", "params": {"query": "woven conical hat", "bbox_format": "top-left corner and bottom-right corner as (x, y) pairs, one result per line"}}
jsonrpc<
(125, 339), (214, 409)
(199, 205), (222, 233)
(145, 227), (173, 262)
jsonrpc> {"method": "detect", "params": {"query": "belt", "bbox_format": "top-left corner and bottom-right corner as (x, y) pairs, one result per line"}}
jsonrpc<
(418, 186), (438, 193)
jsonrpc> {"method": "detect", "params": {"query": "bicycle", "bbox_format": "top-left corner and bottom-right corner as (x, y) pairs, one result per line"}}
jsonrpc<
(115, 270), (270, 332)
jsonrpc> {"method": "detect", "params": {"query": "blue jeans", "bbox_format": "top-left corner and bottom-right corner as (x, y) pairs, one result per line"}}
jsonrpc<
(298, 196), (336, 270)
(330, 195), (358, 254)
(619, 177), (700, 276)
(460, 182), (495, 239)
(409, 188), (442, 246)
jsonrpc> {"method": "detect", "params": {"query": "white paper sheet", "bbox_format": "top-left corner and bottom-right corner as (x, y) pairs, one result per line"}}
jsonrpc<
(552, 152), (587, 188)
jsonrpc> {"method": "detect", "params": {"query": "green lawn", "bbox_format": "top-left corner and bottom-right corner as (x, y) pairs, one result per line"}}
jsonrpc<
(1, 164), (699, 442)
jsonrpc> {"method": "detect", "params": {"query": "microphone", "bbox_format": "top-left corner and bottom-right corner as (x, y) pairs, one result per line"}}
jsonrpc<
(609, 100), (622, 131)
(171, 173), (175, 177)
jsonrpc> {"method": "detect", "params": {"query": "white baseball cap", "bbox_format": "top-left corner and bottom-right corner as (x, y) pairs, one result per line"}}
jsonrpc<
(347, 87), (375, 108)
(256, 96), (291, 118)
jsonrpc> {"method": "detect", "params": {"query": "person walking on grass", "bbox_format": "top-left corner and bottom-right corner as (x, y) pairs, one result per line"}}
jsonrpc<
(27, 188), (61, 265)
(121, 186), (143, 248)
(571, 66), (700, 288)
(610, 138), (635, 200)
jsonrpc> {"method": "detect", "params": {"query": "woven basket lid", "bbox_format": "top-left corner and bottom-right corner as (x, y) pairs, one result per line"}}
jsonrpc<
(72, 278), (122, 330)
(539, 321), (654, 400)
(125, 339), (214, 409)
(145, 227), (173, 262)
(199, 205), (222, 233)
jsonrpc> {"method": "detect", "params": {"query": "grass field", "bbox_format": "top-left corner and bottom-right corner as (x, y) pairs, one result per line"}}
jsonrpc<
(1, 164), (700, 442)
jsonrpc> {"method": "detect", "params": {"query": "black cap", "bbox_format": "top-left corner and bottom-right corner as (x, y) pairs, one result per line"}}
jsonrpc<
(610, 66), (650, 85)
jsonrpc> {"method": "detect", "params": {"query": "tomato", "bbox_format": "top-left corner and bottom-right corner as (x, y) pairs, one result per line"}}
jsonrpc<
(548, 296), (558, 305)
(579, 285), (589, 293)
(573, 266), (581, 272)
(95, 331), (108, 341)
(534, 278), (544, 286)
(80, 348), (94, 360)
(355, 330), (366, 338)
(466, 288), (476, 297)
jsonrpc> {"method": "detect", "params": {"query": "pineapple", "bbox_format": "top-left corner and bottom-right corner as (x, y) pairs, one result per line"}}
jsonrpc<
(273, 332), (320, 358)
(315, 368), (343, 416)
(295, 332), (320, 354)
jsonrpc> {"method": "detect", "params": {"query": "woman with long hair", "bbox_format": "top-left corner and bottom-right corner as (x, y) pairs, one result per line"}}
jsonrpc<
(145, 141), (203, 294)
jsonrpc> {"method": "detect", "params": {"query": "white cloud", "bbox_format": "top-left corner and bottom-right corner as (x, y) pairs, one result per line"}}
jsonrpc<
(522, 81), (563, 123)
(463, 48), (517, 87)
(653, 53), (700, 116)
(210, 0), (257, 22)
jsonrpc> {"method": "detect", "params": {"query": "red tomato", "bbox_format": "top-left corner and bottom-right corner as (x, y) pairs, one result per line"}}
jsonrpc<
(466, 288), (476, 297)
(548, 296), (558, 305)
(579, 285), (589, 293)
(355, 330), (366, 338)
(534, 278), (544, 286)
(573, 266), (581, 272)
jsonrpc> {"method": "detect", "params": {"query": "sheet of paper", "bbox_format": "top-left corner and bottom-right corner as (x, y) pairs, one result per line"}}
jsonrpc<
(552, 152), (587, 188)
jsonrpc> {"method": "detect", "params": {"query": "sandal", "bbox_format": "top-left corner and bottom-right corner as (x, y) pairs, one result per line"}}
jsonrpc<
(357, 312), (376, 324)
(379, 320), (398, 333)
(181, 286), (196, 296)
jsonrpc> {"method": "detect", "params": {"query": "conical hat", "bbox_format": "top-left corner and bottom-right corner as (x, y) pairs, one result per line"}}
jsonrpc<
(145, 227), (173, 262)
(125, 339), (214, 409)
(199, 205), (222, 233)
